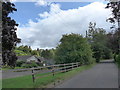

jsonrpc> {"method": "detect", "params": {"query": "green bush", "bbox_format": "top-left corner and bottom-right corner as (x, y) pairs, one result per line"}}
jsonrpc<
(36, 62), (43, 66)
(116, 54), (120, 67)
(21, 62), (38, 68)
(114, 54), (118, 62)
(16, 61), (25, 67)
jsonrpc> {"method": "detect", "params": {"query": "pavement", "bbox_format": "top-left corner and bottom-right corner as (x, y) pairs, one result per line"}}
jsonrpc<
(56, 60), (118, 88)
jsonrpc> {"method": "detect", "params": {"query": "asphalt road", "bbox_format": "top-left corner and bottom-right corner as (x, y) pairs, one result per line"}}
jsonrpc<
(2, 69), (52, 79)
(2, 67), (60, 79)
(56, 60), (118, 88)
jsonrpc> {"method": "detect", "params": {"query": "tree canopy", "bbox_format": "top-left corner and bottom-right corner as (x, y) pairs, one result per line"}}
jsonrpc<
(55, 33), (94, 64)
(2, 2), (21, 68)
(87, 22), (113, 62)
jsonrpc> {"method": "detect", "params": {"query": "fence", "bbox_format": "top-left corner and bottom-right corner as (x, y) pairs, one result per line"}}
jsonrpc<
(14, 62), (81, 86)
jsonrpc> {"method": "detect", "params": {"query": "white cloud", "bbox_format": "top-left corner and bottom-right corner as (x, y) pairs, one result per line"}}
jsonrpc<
(39, 4), (61, 18)
(35, 0), (48, 6)
(17, 2), (112, 49)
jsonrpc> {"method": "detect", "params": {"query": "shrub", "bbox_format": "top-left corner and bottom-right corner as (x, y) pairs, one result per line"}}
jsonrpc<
(116, 54), (120, 67)
(30, 62), (38, 67)
(114, 54), (118, 62)
(21, 62), (38, 68)
(36, 62), (43, 66)
(16, 61), (25, 67)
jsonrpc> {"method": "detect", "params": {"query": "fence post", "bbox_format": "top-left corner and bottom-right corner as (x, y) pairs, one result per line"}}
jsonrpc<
(77, 62), (79, 67)
(72, 63), (74, 70)
(52, 66), (55, 86)
(64, 63), (66, 72)
(32, 69), (35, 83)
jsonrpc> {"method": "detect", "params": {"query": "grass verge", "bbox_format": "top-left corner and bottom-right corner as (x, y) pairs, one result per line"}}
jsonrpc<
(2, 63), (96, 88)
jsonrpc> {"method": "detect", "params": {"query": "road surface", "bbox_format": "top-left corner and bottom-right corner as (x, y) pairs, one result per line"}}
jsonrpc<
(56, 60), (118, 88)
(2, 67), (60, 79)
(2, 68), (52, 79)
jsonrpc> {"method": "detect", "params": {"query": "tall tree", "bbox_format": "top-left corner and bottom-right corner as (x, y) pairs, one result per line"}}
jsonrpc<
(55, 33), (94, 64)
(87, 22), (113, 62)
(106, 1), (120, 53)
(2, 2), (21, 68)
(41, 49), (53, 59)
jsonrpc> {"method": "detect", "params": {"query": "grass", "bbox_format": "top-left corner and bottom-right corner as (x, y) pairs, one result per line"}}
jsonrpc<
(2, 63), (96, 88)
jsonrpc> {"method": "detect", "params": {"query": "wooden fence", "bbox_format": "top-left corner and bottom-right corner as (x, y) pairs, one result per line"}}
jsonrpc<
(14, 62), (81, 86)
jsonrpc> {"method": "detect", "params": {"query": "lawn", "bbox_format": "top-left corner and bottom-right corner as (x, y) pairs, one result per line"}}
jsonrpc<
(2, 63), (96, 88)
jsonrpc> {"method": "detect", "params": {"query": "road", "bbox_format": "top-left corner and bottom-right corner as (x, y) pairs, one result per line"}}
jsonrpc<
(2, 67), (60, 79)
(56, 60), (118, 88)
(2, 68), (52, 79)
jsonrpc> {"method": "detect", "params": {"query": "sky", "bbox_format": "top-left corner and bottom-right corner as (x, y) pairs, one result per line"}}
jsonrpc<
(10, 0), (113, 50)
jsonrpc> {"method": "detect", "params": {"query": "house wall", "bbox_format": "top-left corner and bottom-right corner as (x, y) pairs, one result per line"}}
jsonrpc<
(27, 56), (38, 62)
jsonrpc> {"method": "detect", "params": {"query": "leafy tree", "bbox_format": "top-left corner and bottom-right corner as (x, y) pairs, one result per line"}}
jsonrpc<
(2, 2), (21, 68)
(106, 1), (120, 25)
(55, 33), (94, 64)
(106, 1), (120, 66)
(106, 1), (120, 53)
(41, 49), (53, 59)
(106, 30), (120, 54)
(87, 22), (113, 62)
(31, 50), (39, 56)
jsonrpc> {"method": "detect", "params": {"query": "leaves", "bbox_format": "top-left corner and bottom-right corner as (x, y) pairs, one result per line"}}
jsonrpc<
(2, 2), (21, 67)
(55, 33), (93, 64)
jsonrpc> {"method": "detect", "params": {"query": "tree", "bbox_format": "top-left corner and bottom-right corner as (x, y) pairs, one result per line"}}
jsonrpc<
(2, 2), (21, 68)
(106, 30), (120, 54)
(41, 49), (53, 59)
(106, 1), (120, 53)
(87, 22), (113, 62)
(55, 33), (94, 64)
(31, 50), (39, 56)
(106, 1), (120, 26)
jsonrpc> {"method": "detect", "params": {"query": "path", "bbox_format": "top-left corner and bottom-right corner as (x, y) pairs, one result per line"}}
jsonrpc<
(56, 60), (118, 88)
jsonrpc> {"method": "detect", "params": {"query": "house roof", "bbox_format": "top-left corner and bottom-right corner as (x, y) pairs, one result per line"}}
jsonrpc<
(36, 56), (45, 61)
(17, 55), (45, 62)
(17, 55), (32, 61)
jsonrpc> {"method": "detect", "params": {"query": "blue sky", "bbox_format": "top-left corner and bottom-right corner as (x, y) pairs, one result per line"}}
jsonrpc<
(10, 2), (91, 26)
(12, 1), (112, 49)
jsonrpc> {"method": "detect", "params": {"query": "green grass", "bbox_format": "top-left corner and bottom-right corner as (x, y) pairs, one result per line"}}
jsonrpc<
(14, 50), (28, 56)
(2, 63), (96, 88)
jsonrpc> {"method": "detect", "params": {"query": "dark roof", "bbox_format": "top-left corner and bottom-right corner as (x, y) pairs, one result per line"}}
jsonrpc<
(17, 56), (45, 62)
(17, 55), (32, 61)
(36, 56), (45, 61)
